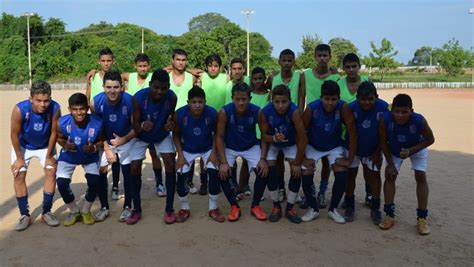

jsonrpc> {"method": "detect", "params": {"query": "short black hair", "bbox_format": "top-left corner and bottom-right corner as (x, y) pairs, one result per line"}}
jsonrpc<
(392, 94), (413, 109)
(30, 80), (51, 96)
(134, 53), (150, 64)
(357, 81), (378, 98)
(188, 85), (206, 100)
(315, 44), (331, 55)
(231, 82), (251, 99)
(150, 69), (170, 84)
(230, 58), (245, 68)
(103, 70), (123, 86)
(251, 67), (266, 77)
(172, 49), (188, 59)
(321, 80), (340, 97)
(343, 53), (361, 66)
(68, 92), (88, 108)
(272, 84), (291, 100)
(279, 49), (295, 60)
(205, 54), (222, 67)
(99, 47), (114, 59)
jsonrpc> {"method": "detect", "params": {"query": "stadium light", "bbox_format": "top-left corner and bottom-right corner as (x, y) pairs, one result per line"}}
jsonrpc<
(241, 9), (255, 77)
(23, 12), (35, 87)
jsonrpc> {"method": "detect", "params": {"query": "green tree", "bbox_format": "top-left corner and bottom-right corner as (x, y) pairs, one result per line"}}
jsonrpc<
(328, 37), (359, 68)
(369, 38), (400, 81)
(295, 34), (323, 69)
(188, 12), (230, 32)
(438, 38), (471, 76)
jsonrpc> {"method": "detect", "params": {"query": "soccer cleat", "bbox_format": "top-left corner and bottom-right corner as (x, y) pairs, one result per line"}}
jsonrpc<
(126, 210), (142, 225)
(175, 209), (190, 223)
(199, 183), (208, 196)
(417, 218), (430, 235)
(317, 193), (327, 209)
(378, 215), (395, 230)
(119, 207), (132, 222)
(208, 208), (226, 223)
(328, 210), (346, 224)
(278, 189), (286, 202)
(94, 207), (110, 222)
(301, 208), (319, 222)
(250, 205), (267, 221)
(82, 212), (95, 225)
(64, 212), (81, 227)
(285, 207), (302, 224)
(370, 210), (382, 225)
(227, 205), (241, 222)
(156, 184), (166, 197)
(164, 211), (176, 224)
(41, 212), (60, 227)
(111, 187), (120, 200)
(344, 207), (355, 222)
(15, 215), (32, 231)
(268, 206), (282, 222)
(188, 182), (198, 194)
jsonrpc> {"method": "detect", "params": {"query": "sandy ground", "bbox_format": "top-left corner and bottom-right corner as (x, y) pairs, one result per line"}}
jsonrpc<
(0, 89), (472, 266)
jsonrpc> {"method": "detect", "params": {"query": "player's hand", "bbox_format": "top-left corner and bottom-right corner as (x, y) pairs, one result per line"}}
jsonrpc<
(86, 69), (97, 83)
(289, 162), (302, 179)
(273, 128), (288, 143)
(105, 149), (117, 163)
(370, 151), (383, 170)
(83, 140), (97, 154)
(110, 133), (125, 147)
(44, 156), (57, 170)
(257, 159), (268, 177)
(302, 157), (315, 171)
(188, 68), (204, 77)
(64, 136), (77, 152)
(385, 164), (398, 179)
(329, 66), (339, 75)
(11, 158), (25, 178)
(335, 157), (351, 167)
(218, 162), (230, 180)
(399, 148), (410, 159)
(208, 151), (219, 169)
(164, 115), (174, 131)
(175, 156), (189, 173)
(142, 115), (154, 132)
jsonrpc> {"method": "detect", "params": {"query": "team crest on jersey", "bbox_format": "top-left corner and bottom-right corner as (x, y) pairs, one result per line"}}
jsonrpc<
(335, 110), (340, 120)
(237, 125), (245, 132)
(109, 114), (117, 122)
(397, 134), (406, 143)
(74, 136), (82, 145)
(409, 124), (417, 134)
(122, 106), (128, 116)
(362, 119), (371, 129)
(324, 122), (332, 132)
(33, 123), (43, 131)
(193, 127), (202, 136)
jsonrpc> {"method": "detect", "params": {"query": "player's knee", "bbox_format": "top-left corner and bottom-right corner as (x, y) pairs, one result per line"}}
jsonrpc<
(414, 171), (427, 184)
(130, 161), (141, 175)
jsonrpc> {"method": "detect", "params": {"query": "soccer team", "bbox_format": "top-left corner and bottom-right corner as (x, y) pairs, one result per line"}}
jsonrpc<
(10, 43), (435, 236)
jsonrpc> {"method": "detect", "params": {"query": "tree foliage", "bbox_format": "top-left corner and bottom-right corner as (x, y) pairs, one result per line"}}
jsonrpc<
(328, 37), (359, 68)
(295, 34), (323, 69)
(368, 38), (400, 81)
(438, 39), (471, 76)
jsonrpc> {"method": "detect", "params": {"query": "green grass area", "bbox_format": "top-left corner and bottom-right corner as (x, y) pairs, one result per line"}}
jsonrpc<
(364, 73), (472, 83)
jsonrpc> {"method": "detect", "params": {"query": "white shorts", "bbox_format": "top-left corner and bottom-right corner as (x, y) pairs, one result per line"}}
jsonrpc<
(179, 149), (216, 173)
(305, 145), (344, 166)
(130, 135), (175, 161)
(343, 148), (379, 171)
(11, 146), (55, 172)
(391, 148), (428, 172)
(225, 145), (261, 171)
(100, 139), (136, 167)
(267, 144), (297, 161)
(56, 161), (100, 179)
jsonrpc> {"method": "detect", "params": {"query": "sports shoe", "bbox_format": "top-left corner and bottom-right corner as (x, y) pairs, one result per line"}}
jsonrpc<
(126, 210), (142, 225)
(156, 184), (166, 197)
(378, 215), (395, 230)
(251, 205), (267, 221)
(370, 210), (382, 225)
(64, 212), (81, 226)
(188, 181), (198, 194)
(344, 207), (355, 222)
(82, 212), (95, 225)
(199, 183), (208, 196)
(278, 188), (286, 202)
(301, 208), (319, 222)
(119, 207), (132, 222)
(15, 215), (32, 231)
(227, 205), (241, 222)
(295, 194), (303, 203)
(417, 218), (430, 235)
(317, 193), (327, 209)
(365, 194), (373, 208)
(285, 207), (302, 224)
(208, 208), (225, 223)
(268, 206), (282, 222)
(111, 187), (120, 200)
(94, 207), (110, 222)
(164, 211), (176, 224)
(299, 197), (309, 209)
(328, 210), (346, 224)
(176, 209), (190, 223)
(41, 212), (60, 227)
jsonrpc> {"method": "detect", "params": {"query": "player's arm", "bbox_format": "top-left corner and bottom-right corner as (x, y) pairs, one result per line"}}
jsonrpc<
(215, 110), (230, 179)
(85, 69), (97, 101)
(164, 94), (177, 131)
(378, 117), (395, 167)
(292, 110), (308, 166)
(342, 104), (357, 164)
(45, 108), (61, 166)
(10, 106), (25, 175)
(401, 118), (435, 159)
(172, 113), (186, 172)
(121, 72), (130, 82)
(132, 97), (143, 135)
(258, 110), (273, 143)
(301, 104), (312, 130)
(257, 118), (269, 177)
(298, 72), (306, 113)
(208, 120), (219, 168)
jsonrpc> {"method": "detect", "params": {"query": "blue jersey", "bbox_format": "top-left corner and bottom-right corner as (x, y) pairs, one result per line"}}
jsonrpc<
(58, 114), (102, 165)
(223, 103), (260, 151)
(93, 92), (133, 145)
(346, 99), (389, 157)
(262, 102), (298, 147)
(307, 99), (346, 151)
(383, 111), (425, 158)
(134, 88), (176, 143)
(176, 105), (217, 153)
(16, 99), (60, 150)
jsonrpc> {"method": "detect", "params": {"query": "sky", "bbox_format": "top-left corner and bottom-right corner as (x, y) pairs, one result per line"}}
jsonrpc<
(1, 0), (472, 64)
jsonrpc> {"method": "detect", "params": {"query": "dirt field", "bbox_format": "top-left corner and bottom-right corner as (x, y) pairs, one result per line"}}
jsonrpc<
(0, 89), (472, 266)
